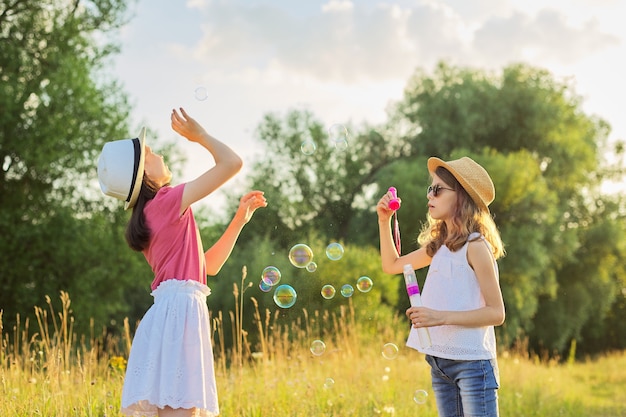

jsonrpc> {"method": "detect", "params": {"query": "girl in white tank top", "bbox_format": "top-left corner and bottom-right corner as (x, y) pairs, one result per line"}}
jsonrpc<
(376, 156), (505, 417)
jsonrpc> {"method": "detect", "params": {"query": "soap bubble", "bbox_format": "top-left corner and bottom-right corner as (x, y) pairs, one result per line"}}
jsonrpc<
(356, 276), (373, 293)
(261, 266), (281, 286)
(273, 285), (297, 308)
(413, 389), (429, 404)
(310, 339), (326, 356)
(323, 377), (335, 389)
(194, 86), (208, 101)
(259, 280), (272, 293)
(381, 343), (399, 360)
(306, 262), (317, 272)
(289, 244), (314, 268)
(340, 284), (354, 298)
(301, 140), (317, 155)
(328, 124), (348, 142)
(321, 284), (336, 299)
(325, 242), (344, 261)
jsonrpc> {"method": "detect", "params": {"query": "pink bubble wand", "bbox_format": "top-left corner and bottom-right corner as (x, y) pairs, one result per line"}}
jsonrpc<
(388, 187), (401, 254)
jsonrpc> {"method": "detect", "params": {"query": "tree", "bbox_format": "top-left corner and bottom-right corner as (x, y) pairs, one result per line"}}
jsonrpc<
(388, 61), (625, 355)
(0, 0), (143, 334)
(231, 61), (626, 356)
(237, 109), (410, 248)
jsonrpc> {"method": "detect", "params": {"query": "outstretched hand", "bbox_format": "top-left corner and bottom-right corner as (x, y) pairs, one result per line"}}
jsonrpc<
(171, 107), (208, 143)
(235, 190), (267, 224)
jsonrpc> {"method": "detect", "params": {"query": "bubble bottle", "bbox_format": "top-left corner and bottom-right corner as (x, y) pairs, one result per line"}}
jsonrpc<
(388, 187), (400, 210)
(403, 264), (432, 349)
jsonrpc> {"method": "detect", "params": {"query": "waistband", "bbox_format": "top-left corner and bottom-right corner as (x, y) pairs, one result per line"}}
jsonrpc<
(150, 279), (211, 298)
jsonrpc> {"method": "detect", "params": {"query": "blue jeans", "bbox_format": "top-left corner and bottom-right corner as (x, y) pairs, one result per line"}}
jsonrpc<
(425, 355), (500, 417)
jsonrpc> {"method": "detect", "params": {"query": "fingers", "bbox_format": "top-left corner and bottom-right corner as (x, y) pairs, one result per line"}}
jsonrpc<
(171, 107), (191, 127)
(241, 190), (268, 209)
(171, 109), (184, 131)
(407, 307), (427, 327)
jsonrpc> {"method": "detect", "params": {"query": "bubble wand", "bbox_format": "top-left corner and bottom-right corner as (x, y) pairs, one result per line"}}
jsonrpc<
(403, 264), (432, 349)
(388, 187), (401, 254)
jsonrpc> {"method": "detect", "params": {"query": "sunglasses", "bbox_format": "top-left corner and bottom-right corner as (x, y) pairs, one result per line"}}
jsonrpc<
(427, 184), (455, 197)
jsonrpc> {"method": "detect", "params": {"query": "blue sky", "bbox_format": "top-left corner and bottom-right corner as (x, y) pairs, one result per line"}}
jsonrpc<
(112, 0), (626, 212)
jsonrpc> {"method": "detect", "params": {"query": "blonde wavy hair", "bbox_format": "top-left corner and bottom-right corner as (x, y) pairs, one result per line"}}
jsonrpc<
(418, 166), (505, 259)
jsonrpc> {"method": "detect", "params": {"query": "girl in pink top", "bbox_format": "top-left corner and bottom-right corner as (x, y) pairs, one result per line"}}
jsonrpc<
(98, 107), (267, 417)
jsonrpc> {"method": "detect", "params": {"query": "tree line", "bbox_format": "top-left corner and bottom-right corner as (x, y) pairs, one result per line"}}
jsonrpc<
(1, 0), (625, 359)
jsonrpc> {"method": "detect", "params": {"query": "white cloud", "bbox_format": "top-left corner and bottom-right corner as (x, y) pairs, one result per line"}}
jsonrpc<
(322, 0), (354, 13)
(111, 0), (626, 212)
(473, 8), (619, 66)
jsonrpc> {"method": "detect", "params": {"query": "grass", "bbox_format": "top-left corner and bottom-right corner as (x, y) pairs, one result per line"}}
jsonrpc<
(1, 287), (625, 416)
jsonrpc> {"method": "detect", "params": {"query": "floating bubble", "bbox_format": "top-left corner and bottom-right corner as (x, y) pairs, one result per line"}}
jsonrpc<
(261, 266), (281, 286)
(321, 284), (336, 300)
(325, 242), (344, 261)
(323, 377), (335, 389)
(356, 276), (373, 293)
(194, 86), (208, 101)
(306, 262), (317, 272)
(328, 124), (348, 142)
(289, 243), (314, 268)
(301, 140), (317, 155)
(273, 284), (297, 308)
(334, 137), (349, 151)
(381, 343), (399, 360)
(259, 280), (272, 293)
(340, 284), (354, 298)
(310, 339), (326, 356)
(413, 389), (428, 404)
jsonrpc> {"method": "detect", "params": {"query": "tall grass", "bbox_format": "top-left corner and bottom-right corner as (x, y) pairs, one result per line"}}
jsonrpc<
(1, 288), (625, 416)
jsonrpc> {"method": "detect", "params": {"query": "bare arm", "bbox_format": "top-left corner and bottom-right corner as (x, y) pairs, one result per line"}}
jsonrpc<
(170, 107), (243, 215)
(204, 190), (267, 276)
(376, 190), (431, 274)
(407, 239), (505, 328)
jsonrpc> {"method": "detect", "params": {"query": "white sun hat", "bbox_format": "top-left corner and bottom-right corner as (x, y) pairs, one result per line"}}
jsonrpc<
(97, 127), (146, 210)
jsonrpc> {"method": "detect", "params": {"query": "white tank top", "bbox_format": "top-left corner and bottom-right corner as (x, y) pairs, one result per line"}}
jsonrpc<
(406, 233), (498, 360)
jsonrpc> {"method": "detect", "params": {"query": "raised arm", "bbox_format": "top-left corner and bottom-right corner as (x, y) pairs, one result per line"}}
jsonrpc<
(170, 107), (243, 215)
(204, 190), (267, 275)
(376, 190), (431, 274)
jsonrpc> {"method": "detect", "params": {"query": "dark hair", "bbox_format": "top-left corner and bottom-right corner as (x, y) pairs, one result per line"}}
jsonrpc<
(125, 175), (162, 251)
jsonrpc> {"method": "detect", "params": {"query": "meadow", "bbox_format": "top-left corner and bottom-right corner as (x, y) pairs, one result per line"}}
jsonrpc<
(1, 289), (625, 417)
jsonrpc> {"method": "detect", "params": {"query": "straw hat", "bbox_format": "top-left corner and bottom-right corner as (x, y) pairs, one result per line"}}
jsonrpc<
(97, 128), (146, 210)
(427, 156), (494, 212)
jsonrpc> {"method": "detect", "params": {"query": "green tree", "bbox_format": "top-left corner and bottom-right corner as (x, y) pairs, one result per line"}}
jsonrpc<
(387, 62), (625, 355)
(238, 109), (409, 248)
(0, 0), (144, 334)
(232, 61), (626, 357)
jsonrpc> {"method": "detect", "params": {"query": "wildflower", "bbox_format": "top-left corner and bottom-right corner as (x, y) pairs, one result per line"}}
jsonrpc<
(109, 356), (128, 372)
(383, 405), (395, 415)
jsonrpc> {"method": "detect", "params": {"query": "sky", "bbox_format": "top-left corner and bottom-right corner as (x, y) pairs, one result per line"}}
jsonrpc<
(112, 0), (626, 213)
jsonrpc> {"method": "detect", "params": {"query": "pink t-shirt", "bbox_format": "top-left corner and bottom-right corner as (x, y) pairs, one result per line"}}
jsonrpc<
(142, 184), (206, 290)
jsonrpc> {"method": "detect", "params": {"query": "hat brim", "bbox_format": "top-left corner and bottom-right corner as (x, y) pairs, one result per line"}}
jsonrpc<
(124, 127), (146, 210)
(427, 157), (490, 213)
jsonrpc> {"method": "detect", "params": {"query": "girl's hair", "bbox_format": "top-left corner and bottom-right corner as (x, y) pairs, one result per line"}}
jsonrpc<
(417, 166), (505, 259)
(125, 175), (163, 251)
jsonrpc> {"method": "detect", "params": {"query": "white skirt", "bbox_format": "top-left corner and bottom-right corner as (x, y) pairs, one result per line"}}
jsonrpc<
(121, 279), (219, 417)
